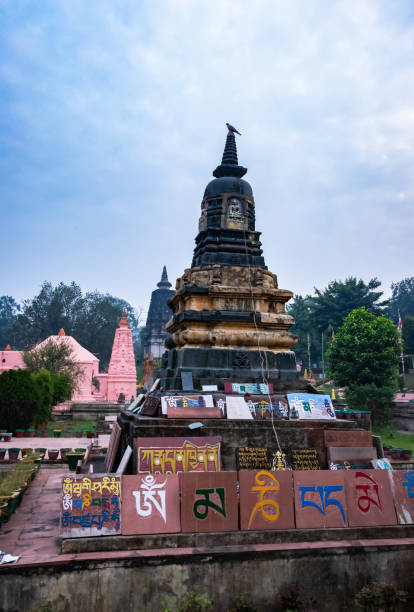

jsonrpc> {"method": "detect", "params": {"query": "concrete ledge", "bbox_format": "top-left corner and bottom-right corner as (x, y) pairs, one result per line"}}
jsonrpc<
(60, 523), (414, 554)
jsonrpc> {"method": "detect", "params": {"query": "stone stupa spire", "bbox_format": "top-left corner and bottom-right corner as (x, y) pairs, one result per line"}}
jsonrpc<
(213, 132), (247, 178)
(160, 125), (300, 391)
(157, 266), (172, 289)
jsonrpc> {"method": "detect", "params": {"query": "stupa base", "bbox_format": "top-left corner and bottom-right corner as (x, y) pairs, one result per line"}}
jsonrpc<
(159, 347), (305, 391)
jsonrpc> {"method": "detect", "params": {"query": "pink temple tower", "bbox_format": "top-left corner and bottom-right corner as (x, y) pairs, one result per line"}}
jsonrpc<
(106, 310), (137, 402)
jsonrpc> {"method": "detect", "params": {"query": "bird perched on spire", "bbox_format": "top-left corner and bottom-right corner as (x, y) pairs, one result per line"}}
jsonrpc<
(226, 122), (241, 135)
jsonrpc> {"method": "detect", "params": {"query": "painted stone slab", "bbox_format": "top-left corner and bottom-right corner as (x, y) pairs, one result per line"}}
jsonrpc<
(245, 396), (288, 420)
(324, 430), (372, 447)
(105, 422), (121, 472)
(161, 395), (214, 415)
(344, 470), (397, 527)
(239, 470), (294, 531)
(180, 471), (238, 533)
(121, 474), (180, 535)
(293, 470), (348, 528)
(60, 475), (121, 538)
(290, 449), (320, 471)
(388, 470), (414, 525)
(237, 447), (273, 470)
(287, 393), (336, 420)
(137, 436), (221, 474)
(224, 382), (274, 395)
(164, 394), (221, 418)
(138, 395), (161, 416)
(226, 396), (254, 419)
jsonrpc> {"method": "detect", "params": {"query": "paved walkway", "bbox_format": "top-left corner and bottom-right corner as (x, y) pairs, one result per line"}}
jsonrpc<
(0, 467), (65, 563)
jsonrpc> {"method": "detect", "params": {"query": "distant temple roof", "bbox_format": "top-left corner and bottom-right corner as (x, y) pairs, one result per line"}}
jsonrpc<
(35, 333), (98, 363)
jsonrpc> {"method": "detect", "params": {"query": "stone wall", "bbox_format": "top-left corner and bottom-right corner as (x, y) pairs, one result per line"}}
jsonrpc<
(1, 540), (413, 611)
(118, 414), (357, 473)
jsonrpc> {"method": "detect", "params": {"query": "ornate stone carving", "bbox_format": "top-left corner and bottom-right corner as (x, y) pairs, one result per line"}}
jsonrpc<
(233, 351), (250, 369)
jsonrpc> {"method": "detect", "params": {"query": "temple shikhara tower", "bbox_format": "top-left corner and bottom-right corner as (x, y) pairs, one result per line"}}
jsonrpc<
(160, 129), (299, 390)
(144, 266), (175, 359)
(105, 310), (137, 402)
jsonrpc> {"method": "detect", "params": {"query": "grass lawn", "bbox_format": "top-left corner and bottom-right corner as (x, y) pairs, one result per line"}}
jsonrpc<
(47, 419), (99, 432)
(373, 424), (414, 451)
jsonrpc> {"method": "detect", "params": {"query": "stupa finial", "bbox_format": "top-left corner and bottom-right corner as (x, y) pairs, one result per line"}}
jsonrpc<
(119, 309), (129, 328)
(213, 125), (247, 179)
(157, 266), (172, 289)
(5, 344), (11, 350)
(58, 328), (66, 336)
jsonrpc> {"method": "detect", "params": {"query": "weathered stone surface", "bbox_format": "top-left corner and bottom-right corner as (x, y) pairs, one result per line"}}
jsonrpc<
(344, 470), (397, 527)
(239, 470), (294, 531)
(388, 470), (414, 525)
(324, 430), (373, 447)
(160, 133), (300, 391)
(293, 470), (348, 528)
(180, 471), (238, 533)
(121, 474), (180, 535)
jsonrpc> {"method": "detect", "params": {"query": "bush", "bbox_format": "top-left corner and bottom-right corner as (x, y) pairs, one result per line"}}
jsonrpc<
(51, 372), (72, 404)
(354, 580), (407, 611)
(161, 587), (213, 612)
(0, 369), (40, 432)
(32, 370), (53, 426)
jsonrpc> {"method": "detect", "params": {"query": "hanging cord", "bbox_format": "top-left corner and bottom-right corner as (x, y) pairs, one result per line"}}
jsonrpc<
(241, 228), (286, 463)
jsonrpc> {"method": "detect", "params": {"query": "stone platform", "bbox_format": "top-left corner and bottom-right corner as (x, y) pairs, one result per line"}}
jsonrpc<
(118, 413), (357, 473)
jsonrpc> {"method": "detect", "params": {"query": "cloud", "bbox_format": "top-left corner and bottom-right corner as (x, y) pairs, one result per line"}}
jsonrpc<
(0, 0), (413, 312)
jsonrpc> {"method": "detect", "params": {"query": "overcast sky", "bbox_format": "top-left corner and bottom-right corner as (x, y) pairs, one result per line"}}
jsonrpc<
(1, 0), (413, 321)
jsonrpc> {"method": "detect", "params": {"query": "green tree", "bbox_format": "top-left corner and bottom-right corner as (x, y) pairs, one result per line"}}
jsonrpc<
(311, 277), (386, 333)
(287, 295), (321, 368)
(0, 369), (40, 432)
(32, 370), (53, 425)
(388, 277), (414, 322)
(402, 315), (414, 355)
(51, 372), (72, 404)
(0, 295), (20, 348)
(13, 281), (141, 370)
(23, 338), (83, 395)
(327, 308), (400, 422)
(13, 281), (85, 346)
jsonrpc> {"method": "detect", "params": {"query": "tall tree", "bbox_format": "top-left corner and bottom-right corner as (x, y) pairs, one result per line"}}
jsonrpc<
(311, 277), (386, 333)
(389, 277), (414, 323)
(327, 308), (400, 422)
(287, 295), (321, 367)
(23, 338), (83, 394)
(13, 281), (85, 346)
(402, 316), (414, 356)
(0, 296), (20, 348)
(12, 281), (142, 370)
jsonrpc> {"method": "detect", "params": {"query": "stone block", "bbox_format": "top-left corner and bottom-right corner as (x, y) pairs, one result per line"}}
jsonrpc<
(180, 471), (238, 532)
(121, 474), (180, 535)
(239, 470), (294, 531)
(344, 470), (397, 527)
(137, 436), (221, 474)
(324, 430), (372, 447)
(388, 470), (414, 525)
(293, 470), (347, 528)
(60, 475), (121, 538)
